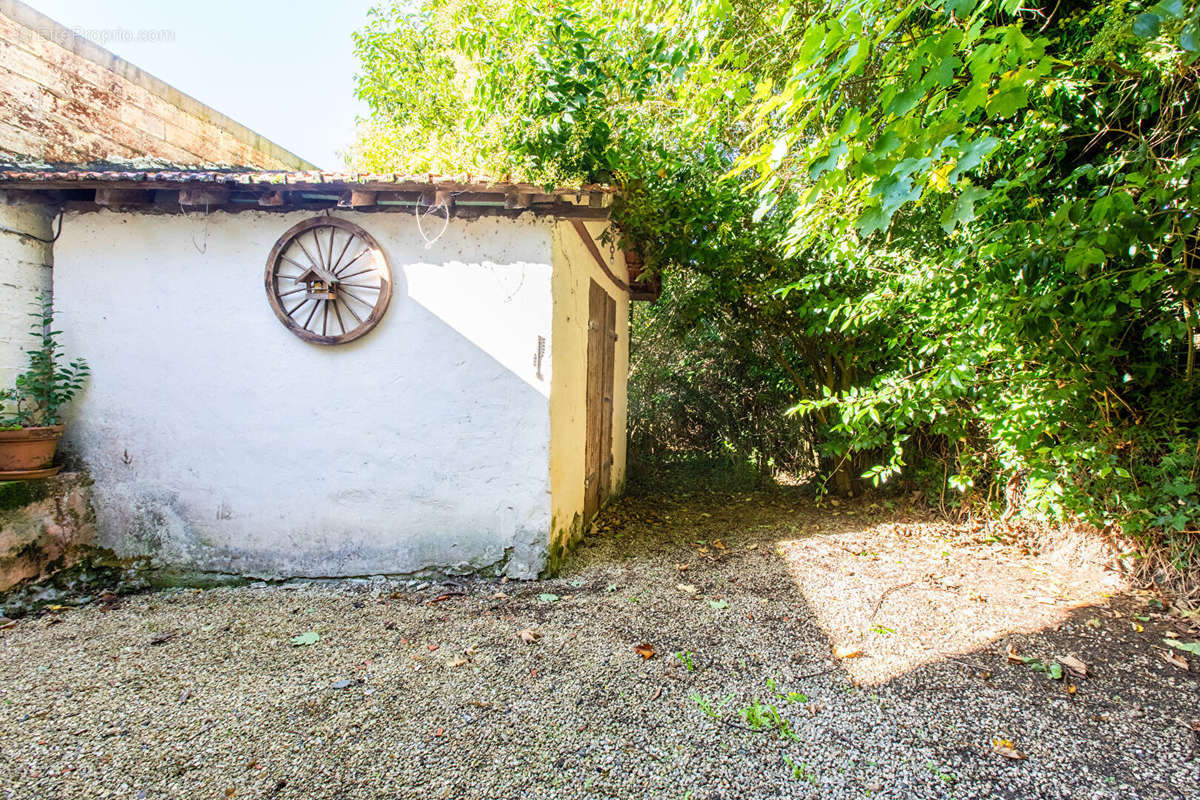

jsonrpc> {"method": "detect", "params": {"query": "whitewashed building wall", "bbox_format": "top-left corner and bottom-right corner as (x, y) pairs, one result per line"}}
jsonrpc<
(52, 209), (558, 578)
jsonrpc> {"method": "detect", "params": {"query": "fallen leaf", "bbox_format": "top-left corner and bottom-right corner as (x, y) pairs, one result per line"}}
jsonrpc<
(712, 540), (726, 551)
(677, 584), (698, 595)
(1084, 618), (1102, 629)
(149, 630), (178, 645)
(517, 628), (542, 644)
(538, 593), (560, 604)
(1048, 663), (1063, 680)
(290, 632), (319, 647)
(1164, 638), (1200, 656)
(491, 592), (507, 600)
(446, 657), (469, 668)
(745, 543), (758, 550)
(1005, 645), (1025, 665)
(634, 643), (655, 660)
(992, 738), (1026, 760)
(707, 599), (729, 610)
(834, 645), (863, 660)
(426, 644), (439, 652)
(1058, 655), (1088, 678)
(675, 563), (690, 573)
(1161, 650), (1189, 670)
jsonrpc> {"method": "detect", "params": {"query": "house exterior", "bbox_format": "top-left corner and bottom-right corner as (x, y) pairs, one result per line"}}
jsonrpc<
(0, 0), (315, 437)
(0, 168), (647, 579)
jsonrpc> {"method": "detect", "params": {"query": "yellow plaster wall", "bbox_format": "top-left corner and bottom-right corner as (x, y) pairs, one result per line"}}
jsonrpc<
(548, 220), (629, 568)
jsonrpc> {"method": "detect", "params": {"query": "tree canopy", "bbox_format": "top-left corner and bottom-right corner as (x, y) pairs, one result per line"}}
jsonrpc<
(352, 0), (1200, 570)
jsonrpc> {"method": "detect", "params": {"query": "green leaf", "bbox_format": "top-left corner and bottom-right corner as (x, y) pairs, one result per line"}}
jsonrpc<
(708, 598), (729, 610)
(1133, 13), (1162, 38)
(809, 141), (848, 180)
(1047, 662), (1063, 680)
(887, 88), (921, 117)
(945, 0), (976, 18)
(986, 87), (1028, 118)
(1153, 0), (1184, 18)
(947, 137), (999, 183)
(291, 631), (320, 646)
(1181, 24), (1199, 51)
(538, 592), (560, 603)
(941, 186), (991, 233)
(1164, 638), (1200, 656)
(856, 206), (891, 238)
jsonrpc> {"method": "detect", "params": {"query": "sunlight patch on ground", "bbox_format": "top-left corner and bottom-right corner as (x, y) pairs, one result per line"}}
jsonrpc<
(775, 516), (1126, 686)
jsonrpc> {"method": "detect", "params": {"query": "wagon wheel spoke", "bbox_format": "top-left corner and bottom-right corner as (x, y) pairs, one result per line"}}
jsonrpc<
(340, 296), (364, 325)
(331, 231), (354, 273)
(334, 248), (370, 277)
(332, 298), (347, 334)
(338, 287), (377, 308)
(337, 267), (376, 281)
(294, 236), (322, 272)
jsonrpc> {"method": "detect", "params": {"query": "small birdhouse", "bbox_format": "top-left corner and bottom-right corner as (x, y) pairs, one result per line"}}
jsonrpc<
(294, 266), (337, 300)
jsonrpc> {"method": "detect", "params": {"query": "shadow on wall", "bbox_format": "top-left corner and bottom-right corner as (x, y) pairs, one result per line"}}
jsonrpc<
(52, 211), (555, 580)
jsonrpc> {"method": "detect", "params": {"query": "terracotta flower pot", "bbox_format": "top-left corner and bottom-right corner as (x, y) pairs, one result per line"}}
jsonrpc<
(0, 425), (64, 472)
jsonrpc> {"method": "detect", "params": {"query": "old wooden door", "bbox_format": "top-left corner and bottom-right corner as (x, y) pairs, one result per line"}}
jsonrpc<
(584, 279), (617, 521)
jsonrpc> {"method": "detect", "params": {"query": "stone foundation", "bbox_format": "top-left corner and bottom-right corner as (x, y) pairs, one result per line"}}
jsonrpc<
(0, 472), (95, 592)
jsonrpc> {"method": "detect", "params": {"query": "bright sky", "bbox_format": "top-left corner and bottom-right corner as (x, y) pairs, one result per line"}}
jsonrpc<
(27, 0), (386, 169)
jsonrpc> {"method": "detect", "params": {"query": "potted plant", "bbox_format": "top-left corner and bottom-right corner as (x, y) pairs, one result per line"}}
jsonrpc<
(0, 295), (89, 476)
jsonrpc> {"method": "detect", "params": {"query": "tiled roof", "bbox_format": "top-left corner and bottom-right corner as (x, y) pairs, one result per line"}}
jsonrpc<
(0, 161), (614, 196)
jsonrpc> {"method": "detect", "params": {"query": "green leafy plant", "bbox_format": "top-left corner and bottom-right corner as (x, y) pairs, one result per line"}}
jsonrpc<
(783, 754), (817, 784)
(350, 0), (1200, 591)
(689, 691), (733, 719)
(0, 295), (89, 429)
(739, 699), (799, 741)
(674, 650), (696, 671)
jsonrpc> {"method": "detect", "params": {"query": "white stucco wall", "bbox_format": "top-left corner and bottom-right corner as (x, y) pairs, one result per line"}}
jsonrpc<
(548, 220), (630, 564)
(53, 209), (555, 579)
(0, 194), (54, 391)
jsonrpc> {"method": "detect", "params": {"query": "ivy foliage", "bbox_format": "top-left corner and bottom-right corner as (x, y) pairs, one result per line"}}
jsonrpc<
(352, 0), (1200, 561)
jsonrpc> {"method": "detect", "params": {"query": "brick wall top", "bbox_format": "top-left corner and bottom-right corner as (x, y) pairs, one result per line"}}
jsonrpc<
(0, 0), (315, 170)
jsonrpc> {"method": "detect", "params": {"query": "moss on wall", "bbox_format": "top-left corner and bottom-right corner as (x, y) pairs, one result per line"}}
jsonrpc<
(0, 479), (54, 512)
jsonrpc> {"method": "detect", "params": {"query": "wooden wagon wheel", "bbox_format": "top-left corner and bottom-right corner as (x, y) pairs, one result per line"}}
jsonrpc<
(265, 217), (392, 345)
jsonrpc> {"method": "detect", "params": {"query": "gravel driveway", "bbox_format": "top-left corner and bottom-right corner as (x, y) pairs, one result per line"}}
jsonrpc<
(0, 493), (1196, 799)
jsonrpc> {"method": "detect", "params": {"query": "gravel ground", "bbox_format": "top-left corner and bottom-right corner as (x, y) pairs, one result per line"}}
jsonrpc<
(0, 492), (1197, 800)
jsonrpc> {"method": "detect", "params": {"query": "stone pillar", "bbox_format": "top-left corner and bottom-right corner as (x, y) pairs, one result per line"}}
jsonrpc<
(0, 192), (55, 391)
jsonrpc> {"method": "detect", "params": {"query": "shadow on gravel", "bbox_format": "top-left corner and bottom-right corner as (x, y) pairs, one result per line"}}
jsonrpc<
(557, 491), (1200, 798)
(0, 491), (1195, 800)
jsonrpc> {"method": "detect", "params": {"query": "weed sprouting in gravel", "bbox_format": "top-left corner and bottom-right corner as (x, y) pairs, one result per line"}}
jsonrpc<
(783, 754), (817, 784)
(739, 699), (798, 741)
(690, 692), (732, 720)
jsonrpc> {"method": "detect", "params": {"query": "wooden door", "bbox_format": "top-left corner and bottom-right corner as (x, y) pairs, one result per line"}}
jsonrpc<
(584, 279), (617, 521)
